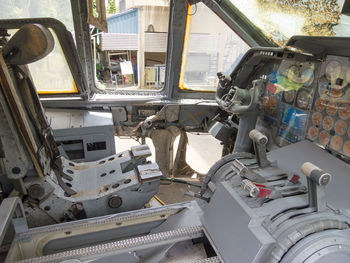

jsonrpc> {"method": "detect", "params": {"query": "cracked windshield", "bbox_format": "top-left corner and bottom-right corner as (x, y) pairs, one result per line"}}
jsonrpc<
(230, 0), (350, 46)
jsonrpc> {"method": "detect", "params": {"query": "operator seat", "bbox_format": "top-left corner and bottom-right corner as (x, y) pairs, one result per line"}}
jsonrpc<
(0, 24), (161, 226)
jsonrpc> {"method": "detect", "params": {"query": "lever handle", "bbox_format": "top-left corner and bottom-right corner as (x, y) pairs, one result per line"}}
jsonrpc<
(249, 129), (268, 145)
(301, 162), (331, 186)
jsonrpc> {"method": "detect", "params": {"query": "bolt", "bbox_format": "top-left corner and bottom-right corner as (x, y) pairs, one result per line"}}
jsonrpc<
(108, 195), (122, 208)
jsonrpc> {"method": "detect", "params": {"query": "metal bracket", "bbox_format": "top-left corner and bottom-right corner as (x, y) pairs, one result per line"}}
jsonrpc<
(0, 197), (27, 246)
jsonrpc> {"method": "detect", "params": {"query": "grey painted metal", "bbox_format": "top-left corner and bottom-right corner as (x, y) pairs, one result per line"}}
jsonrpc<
(137, 163), (163, 181)
(46, 109), (115, 162)
(0, 197), (27, 245)
(201, 137), (350, 262)
(280, 229), (350, 263)
(31, 145), (161, 222)
(164, 0), (188, 100)
(269, 140), (350, 210)
(0, 87), (31, 180)
(71, 0), (95, 96)
(233, 113), (258, 153)
(6, 202), (203, 262)
(13, 226), (203, 263)
(192, 257), (221, 263)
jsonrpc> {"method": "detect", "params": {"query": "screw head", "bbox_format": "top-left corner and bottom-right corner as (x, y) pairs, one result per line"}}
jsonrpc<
(108, 195), (122, 208)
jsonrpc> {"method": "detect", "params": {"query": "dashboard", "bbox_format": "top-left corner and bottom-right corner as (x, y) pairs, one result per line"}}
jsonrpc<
(259, 59), (315, 145)
(230, 46), (350, 160)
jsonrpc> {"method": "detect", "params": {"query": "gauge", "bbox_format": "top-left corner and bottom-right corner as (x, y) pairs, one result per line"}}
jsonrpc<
(296, 90), (311, 109)
(286, 63), (314, 86)
(322, 116), (334, 130)
(330, 135), (343, 151)
(329, 87), (344, 98)
(339, 104), (350, 120)
(319, 131), (330, 146)
(335, 120), (347, 135)
(283, 90), (296, 104)
(326, 102), (338, 116)
(315, 98), (327, 112)
(262, 95), (279, 116)
(308, 126), (319, 140)
(343, 141), (350, 156)
(318, 77), (345, 99)
(312, 112), (322, 126)
(325, 60), (342, 81)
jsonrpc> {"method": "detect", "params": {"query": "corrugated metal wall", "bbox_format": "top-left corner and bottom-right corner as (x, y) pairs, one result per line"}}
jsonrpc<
(107, 9), (138, 34)
(144, 33), (167, 52)
(101, 33), (138, 51)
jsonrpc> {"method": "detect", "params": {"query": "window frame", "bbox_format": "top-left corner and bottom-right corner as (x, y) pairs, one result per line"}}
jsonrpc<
(0, 18), (89, 99)
(178, 2), (251, 93)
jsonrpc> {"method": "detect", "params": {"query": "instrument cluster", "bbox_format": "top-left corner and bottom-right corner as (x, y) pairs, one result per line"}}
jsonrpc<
(307, 55), (350, 158)
(259, 59), (316, 144)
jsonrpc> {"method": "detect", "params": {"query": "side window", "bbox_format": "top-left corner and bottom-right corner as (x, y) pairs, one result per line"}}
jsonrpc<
(28, 31), (77, 94)
(179, 3), (250, 92)
(0, 0), (78, 95)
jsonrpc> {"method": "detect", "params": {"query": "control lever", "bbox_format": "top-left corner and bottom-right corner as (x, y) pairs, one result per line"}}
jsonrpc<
(249, 129), (269, 168)
(301, 162), (332, 212)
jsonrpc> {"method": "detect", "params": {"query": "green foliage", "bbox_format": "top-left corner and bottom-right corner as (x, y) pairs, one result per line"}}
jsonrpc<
(107, 0), (117, 14)
(0, 0), (74, 32)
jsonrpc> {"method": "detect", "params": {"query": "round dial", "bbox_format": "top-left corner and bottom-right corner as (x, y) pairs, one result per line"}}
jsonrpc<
(335, 120), (347, 135)
(262, 95), (279, 116)
(312, 112), (322, 126)
(319, 131), (330, 146)
(323, 116), (334, 131)
(286, 63), (314, 86)
(325, 60), (342, 81)
(296, 90), (311, 109)
(308, 126), (319, 140)
(330, 135), (343, 151)
(283, 90), (296, 104)
(326, 102), (338, 116)
(343, 141), (350, 157)
(318, 77), (345, 99)
(339, 104), (350, 120)
(315, 98), (327, 112)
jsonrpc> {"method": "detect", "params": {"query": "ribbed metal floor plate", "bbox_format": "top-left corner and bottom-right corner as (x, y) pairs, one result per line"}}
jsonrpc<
(192, 256), (221, 263)
(15, 226), (204, 263)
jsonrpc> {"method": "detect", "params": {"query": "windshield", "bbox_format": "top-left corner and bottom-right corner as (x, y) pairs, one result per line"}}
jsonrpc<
(229, 0), (350, 46)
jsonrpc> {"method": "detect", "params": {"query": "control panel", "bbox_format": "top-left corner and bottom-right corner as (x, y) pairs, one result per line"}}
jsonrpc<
(259, 59), (316, 144)
(307, 55), (350, 158)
